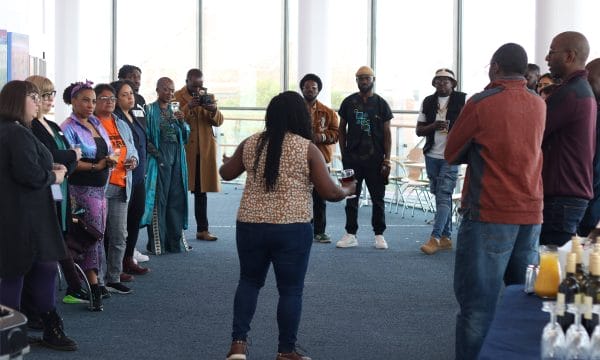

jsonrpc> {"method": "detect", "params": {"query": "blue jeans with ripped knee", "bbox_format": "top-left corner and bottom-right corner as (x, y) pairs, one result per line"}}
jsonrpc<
(425, 155), (458, 239)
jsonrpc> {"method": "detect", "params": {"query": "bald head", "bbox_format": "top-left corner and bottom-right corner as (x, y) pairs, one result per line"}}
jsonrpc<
(546, 31), (590, 80)
(587, 58), (600, 100)
(156, 77), (173, 88)
(156, 77), (175, 104)
(553, 31), (590, 65)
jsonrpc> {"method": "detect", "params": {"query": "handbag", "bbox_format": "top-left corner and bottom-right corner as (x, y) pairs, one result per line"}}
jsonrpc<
(65, 214), (102, 257)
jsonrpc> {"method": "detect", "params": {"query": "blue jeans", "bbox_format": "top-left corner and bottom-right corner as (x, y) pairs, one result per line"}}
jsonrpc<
(232, 221), (312, 353)
(540, 196), (588, 247)
(454, 218), (540, 360)
(425, 156), (458, 238)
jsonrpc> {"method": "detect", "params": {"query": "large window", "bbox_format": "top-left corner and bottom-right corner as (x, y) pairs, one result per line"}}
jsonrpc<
(78, 1), (112, 85)
(375, 0), (455, 112)
(115, 0), (198, 103)
(461, 0), (535, 96)
(328, 0), (370, 107)
(202, 0), (283, 108)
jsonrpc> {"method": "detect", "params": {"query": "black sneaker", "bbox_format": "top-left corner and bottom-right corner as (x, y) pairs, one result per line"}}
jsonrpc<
(100, 286), (111, 299)
(105, 283), (132, 294)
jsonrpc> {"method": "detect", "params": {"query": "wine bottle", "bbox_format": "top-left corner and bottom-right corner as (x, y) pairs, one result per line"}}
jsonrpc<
(557, 252), (580, 332)
(572, 240), (589, 297)
(584, 253), (600, 335)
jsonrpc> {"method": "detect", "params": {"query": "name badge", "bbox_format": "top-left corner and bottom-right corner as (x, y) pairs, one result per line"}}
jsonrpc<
(51, 184), (63, 202)
(132, 109), (144, 117)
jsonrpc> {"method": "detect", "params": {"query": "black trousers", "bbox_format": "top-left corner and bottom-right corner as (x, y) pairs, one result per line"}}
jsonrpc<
(312, 188), (327, 235)
(194, 155), (209, 232)
(124, 181), (146, 258)
(342, 158), (386, 235)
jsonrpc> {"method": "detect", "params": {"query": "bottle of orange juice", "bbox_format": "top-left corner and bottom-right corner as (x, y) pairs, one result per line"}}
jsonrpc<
(534, 245), (562, 299)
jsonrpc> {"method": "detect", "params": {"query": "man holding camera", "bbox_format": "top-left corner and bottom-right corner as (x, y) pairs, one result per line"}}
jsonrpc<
(175, 69), (224, 241)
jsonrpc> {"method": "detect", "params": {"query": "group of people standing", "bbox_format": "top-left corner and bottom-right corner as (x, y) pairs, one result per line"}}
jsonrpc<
(1, 29), (599, 360)
(222, 30), (600, 360)
(446, 31), (599, 360)
(0, 65), (225, 352)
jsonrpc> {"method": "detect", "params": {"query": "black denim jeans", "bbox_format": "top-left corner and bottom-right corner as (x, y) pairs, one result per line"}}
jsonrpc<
(540, 196), (589, 246)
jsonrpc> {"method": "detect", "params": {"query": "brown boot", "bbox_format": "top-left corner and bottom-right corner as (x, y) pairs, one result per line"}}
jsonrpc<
(196, 231), (218, 241)
(439, 236), (453, 250)
(123, 256), (150, 275)
(420, 236), (439, 255)
(226, 340), (247, 360)
(120, 273), (134, 282)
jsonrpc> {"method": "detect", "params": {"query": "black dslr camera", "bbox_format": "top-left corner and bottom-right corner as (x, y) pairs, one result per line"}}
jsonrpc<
(193, 88), (213, 106)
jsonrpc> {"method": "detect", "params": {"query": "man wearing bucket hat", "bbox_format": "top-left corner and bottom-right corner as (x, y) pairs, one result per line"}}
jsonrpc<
(416, 69), (466, 255)
(336, 65), (393, 250)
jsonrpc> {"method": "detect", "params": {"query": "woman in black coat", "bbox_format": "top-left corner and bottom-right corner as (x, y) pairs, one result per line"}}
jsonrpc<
(27, 75), (89, 306)
(0, 80), (77, 351)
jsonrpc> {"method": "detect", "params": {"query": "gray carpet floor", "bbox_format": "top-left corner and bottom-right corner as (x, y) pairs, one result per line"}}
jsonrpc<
(26, 183), (457, 360)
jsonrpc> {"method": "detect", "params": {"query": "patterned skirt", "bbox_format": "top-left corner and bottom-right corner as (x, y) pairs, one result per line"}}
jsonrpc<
(69, 185), (107, 272)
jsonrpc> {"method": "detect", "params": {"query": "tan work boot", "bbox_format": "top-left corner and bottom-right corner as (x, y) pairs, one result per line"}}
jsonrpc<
(420, 236), (439, 255)
(226, 340), (247, 360)
(196, 231), (218, 241)
(439, 236), (453, 250)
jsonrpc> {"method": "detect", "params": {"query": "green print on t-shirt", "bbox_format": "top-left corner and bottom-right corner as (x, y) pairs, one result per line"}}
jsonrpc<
(354, 110), (371, 136)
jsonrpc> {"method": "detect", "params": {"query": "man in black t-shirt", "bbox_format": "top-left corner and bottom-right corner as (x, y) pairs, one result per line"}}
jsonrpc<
(337, 66), (393, 250)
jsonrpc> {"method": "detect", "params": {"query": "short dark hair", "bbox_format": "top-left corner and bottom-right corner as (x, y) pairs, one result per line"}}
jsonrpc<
(94, 83), (116, 97)
(186, 69), (203, 80)
(110, 80), (135, 97)
(117, 65), (142, 80)
(491, 43), (528, 75)
(527, 63), (540, 73)
(0, 80), (39, 123)
(299, 73), (323, 92)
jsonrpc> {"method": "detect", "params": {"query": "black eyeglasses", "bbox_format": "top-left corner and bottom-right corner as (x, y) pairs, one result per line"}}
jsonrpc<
(434, 78), (452, 85)
(547, 49), (569, 57)
(41, 90), (57, 100)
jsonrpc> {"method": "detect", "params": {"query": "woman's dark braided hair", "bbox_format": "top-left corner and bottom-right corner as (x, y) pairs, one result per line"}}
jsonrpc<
(253, 91), (312, 192)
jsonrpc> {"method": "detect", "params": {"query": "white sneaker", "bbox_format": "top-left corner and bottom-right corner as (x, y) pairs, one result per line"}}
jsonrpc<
(336, 233), (358, 248)
(374, 235), (388, 249)
(134, 249), (150, 263)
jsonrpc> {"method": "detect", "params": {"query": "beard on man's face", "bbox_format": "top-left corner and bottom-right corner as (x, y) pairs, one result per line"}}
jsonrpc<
(358, 82), (374, 94)
(303, 93), (317, 102)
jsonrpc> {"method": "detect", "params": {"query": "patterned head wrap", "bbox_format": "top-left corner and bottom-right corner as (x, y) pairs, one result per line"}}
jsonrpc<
(70, 80), (94, 99)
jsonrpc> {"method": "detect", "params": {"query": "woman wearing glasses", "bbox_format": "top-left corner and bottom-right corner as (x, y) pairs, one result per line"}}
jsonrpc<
(94, 83), (138, 296)
(0, 80), (77, 351)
